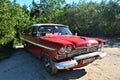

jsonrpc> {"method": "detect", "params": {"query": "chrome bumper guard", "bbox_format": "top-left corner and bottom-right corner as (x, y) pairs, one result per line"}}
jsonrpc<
(55, 52), (107, 69)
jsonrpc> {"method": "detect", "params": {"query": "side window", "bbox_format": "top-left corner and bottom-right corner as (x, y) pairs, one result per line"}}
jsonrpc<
(27, 27), (33, 35)
(32, 26), (37, 36)
(38, 26), (46, 36)
(39, 26), (54, 32)
(38, 26), (53, 36)
(27, 26), (37, 36)
(38, 26), (47, 32)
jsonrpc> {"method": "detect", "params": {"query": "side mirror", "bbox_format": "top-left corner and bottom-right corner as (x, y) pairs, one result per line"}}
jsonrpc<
(75, 32), (78, 36)
(22, 31), (26, 34)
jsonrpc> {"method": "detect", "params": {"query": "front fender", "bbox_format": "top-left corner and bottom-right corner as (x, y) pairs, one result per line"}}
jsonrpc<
(94, 38), (106, 44)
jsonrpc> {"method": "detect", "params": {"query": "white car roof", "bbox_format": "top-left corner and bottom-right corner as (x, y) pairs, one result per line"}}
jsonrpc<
(32, 23), (67, 26)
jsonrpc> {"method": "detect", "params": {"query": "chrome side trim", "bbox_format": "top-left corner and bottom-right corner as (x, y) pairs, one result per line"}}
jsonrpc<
(21, 38), (56, 51)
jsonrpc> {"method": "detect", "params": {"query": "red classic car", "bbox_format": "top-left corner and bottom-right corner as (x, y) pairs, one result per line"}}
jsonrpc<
(20, 24), (106, 74)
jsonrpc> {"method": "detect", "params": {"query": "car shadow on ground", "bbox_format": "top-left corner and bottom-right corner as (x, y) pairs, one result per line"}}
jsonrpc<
(53, 69), (86, 80)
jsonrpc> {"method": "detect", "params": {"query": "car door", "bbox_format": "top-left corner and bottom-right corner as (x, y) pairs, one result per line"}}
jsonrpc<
(24, 26), (42, 58)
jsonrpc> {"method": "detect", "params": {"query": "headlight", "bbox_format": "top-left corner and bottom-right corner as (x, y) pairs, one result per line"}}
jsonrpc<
(56, 45), (72, 60)
(58, 45), (72, 54)
(65, 45), (72, 53)
(58, 47), (66, 55)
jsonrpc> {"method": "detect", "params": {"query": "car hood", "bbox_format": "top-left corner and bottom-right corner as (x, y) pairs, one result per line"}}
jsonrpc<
(43, 35), (98, 48)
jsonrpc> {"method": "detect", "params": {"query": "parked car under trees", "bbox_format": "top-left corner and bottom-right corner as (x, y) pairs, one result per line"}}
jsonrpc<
(20, 24), (106, 74)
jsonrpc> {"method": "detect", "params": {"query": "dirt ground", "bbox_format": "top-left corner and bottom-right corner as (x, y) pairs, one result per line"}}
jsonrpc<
(79, 38), (120, 80)
(0, 38), (120, 80)
(79, 47), (120, 80)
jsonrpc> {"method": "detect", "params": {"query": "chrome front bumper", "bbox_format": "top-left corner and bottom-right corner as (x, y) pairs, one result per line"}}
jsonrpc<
(55, 52), (107, 69)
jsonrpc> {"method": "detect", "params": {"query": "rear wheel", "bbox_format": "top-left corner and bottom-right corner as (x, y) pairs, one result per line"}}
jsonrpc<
(43, 53), (58, 75)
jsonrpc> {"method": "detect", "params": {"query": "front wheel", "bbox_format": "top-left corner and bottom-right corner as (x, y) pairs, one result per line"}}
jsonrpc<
(43, 53), (58, 75)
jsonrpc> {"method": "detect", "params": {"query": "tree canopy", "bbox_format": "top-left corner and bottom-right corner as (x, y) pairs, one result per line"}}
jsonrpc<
(0, 0), (120, 46)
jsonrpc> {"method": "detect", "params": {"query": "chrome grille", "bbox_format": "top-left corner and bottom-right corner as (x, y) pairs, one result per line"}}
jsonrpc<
(71, 46), (98, 55)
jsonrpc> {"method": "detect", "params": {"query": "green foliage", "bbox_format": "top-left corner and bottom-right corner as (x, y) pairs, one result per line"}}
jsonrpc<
(0, 0), (31, 59)
(0, 0), (31, 46)
(0, 0), (120, 47)
(30, 0), (65, 18)
(0, 0), (16, 45)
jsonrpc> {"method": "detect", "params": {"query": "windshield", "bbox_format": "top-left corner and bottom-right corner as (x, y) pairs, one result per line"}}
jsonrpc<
(38, 25), (72, 36)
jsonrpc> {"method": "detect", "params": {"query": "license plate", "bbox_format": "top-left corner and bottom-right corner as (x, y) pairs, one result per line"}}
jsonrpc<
(83, 58), (94, 64)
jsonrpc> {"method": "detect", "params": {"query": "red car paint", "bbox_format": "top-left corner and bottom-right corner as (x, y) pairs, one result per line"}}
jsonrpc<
(20, 24), (106, 74)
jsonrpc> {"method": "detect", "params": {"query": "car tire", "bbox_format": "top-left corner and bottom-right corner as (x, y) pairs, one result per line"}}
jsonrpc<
(43, 53), (58, 75)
